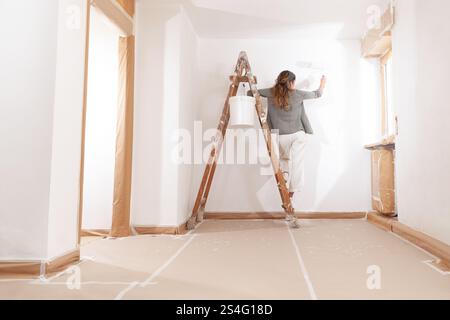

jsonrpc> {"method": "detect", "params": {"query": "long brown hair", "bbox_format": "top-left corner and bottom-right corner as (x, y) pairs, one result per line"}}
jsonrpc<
(272, 70), (296, 110)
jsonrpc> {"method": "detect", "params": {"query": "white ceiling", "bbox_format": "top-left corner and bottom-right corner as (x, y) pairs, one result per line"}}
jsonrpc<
(139, 0), (390, 39)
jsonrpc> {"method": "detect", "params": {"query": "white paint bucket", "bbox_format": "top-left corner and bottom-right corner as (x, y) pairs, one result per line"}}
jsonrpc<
(229, 96), (256, 128)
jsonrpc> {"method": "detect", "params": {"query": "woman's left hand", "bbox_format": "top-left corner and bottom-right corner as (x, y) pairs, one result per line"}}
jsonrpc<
(320, 75), (327, 90)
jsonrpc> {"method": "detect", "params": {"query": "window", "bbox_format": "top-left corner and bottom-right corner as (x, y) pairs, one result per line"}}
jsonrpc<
(380, 50), (396, 138)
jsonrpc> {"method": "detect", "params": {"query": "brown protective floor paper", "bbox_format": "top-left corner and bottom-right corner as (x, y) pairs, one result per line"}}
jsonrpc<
(1, 220), (450, 300)
(111, 36), (135, 238)
(124, 220), (311, 300)
(367, 212), (450, 272)
(291, 220), (450, 299)
(79, 236), (192, 275)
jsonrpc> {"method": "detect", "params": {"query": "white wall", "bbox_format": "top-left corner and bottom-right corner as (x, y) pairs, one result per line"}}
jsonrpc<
(195, 38), (379, 213)
(0, 0), (58, 260)
(392, 0), (450, 245)
(175, 10), (200, 224)
(46, 0), (89, 259)
(82, 8), (119, 230)
(132, 3), (199, 226)
(0, 0), (88, 260)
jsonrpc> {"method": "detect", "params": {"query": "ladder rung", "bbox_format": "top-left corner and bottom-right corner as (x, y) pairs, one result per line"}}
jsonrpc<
(229, 75), (258, 84)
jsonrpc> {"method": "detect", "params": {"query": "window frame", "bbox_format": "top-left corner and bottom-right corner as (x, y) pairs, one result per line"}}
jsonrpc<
(380, 49), (394, 139)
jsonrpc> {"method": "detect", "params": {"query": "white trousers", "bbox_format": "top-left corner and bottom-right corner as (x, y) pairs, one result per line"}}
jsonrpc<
(278, 131), (309, 193)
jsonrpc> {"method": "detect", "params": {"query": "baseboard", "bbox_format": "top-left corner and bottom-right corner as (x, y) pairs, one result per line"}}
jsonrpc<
(80, 229), (111, 237)
(134, 222), (188, 236)
(45, 249), (80, 276)
(367, 211), (397, 231)
(0, 261), (42, 279)
(430, 259), (450, 273)
(81, 224), (189, 237)
(367, 212), (450, 272)
(0, 249), (80, 279)
(80, 212), (367, 237)
(205, 212), (368, 220)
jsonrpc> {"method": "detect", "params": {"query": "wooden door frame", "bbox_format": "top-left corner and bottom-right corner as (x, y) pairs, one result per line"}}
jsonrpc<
(77, 0), (135, 243)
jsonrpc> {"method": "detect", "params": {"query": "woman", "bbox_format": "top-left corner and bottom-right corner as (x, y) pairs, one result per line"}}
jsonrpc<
(257, 71), (326, 227)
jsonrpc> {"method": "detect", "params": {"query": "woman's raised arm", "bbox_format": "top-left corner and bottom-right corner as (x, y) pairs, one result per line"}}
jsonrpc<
(299, 76), (326, 100)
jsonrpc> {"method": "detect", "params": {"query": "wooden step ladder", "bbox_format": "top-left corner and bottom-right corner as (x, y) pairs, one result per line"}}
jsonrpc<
(187, 52), (294, 230)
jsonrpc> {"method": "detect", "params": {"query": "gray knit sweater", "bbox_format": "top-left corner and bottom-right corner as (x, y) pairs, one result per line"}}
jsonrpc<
(250, 88), (323, 135)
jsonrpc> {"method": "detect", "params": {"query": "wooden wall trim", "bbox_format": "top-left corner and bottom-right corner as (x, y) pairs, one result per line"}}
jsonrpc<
(367, 211), (395, 231)
(367, 212), (450, 272)
(116, 0), (135, 17)
(392, 222), (450, 269)
(134, 223), (188, 236)
(92, 0), (134, 36)
(80, 229), (111, 237)
(0, 249), (80, 279)
(45, 250), (80, 276)
(80, 225), (188, 237)
(0, 261), (42, 279)
(79, 2), (135, 242)
(77, 0), (91, 245)
(205, 212), (368, 220)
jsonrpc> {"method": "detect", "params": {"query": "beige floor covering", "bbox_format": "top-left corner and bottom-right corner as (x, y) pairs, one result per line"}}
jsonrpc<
(291, 220), (450, 299)
(123, 220), (311, 300)
(0, 220), (449, 300)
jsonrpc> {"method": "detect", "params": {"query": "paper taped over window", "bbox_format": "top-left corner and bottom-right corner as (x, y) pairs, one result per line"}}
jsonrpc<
(371, 149), (396, 215)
